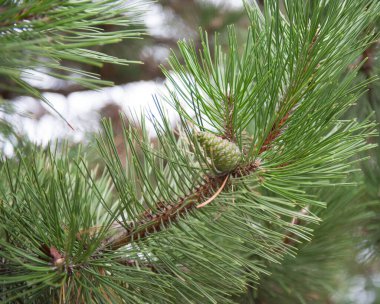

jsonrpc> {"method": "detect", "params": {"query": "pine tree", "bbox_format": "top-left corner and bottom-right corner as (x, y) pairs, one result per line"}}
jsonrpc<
(0, 0), (379, 303)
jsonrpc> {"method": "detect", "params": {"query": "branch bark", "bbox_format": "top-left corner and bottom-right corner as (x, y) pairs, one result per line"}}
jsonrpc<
(99, 174), (228, 252)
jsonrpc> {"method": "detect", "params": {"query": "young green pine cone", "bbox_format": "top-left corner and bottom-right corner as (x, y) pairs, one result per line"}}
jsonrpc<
(196, 131), (242, 173)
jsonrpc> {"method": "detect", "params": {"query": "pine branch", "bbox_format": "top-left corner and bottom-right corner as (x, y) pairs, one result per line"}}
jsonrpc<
(1, 1), (379, 302)
(87, 0), (379, 283)
(94, 95), (272, 254)
(0, 0), (148, 120)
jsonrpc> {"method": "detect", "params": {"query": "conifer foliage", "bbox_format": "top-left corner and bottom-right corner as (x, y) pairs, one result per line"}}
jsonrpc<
(0, 0), (379, 303)
(0, 0), (145, 116)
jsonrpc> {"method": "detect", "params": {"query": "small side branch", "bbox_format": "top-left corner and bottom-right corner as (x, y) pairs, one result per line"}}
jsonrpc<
(283, 206), (310, 246)
(259, 111), (290, 154)
(360, 41), (379, 109)
(223, 92), (235, 141)
(118, 258), (158, 273)
(196, 175), (229, 208)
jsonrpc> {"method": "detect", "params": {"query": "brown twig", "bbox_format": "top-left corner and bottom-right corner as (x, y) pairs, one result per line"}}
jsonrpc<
(99, 174), (228, 251)
(259, 111), (291, 154)
(223, 92), (235, 141)
(283, 206), (310, 246)
(360, 41), (379, 110)
(118, 258), (158, 273)
(0, 6), (49, 27)
(196, 175), (229, 208)
(39, 244), (64, 267)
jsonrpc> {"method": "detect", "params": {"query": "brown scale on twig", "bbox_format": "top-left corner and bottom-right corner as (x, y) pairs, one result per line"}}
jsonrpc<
(232, 159), (262, 178)
(223, 92), (235, 142)
(259, 111), (290, 154)
(101, 174), (227, 251)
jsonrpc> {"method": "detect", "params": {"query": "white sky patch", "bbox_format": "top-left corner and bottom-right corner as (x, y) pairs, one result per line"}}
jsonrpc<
(8, 69), (214, 148)
(200, 0), (244, 9)
(144, 3), (195, 39)
(7, 80), (176, 145)
(21, 69), (71, 90)
(141, 45), (171, 62)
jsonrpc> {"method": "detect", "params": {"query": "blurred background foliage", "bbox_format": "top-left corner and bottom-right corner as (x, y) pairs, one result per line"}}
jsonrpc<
(0, 0), (379, 303)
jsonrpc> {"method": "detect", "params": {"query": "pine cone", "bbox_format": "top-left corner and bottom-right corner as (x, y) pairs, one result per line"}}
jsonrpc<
(196, 131), (242, 173)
